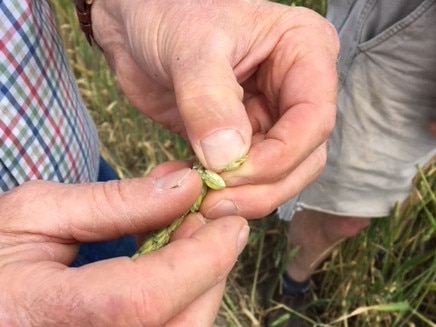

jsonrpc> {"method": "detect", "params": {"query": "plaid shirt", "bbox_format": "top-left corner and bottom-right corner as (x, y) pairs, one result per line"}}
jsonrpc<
(0, 0), (99, 192)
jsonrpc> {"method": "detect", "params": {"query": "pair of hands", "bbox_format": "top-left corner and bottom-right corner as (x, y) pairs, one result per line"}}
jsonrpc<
(0, 161), (248, 326)
(0, 0), (339, 326)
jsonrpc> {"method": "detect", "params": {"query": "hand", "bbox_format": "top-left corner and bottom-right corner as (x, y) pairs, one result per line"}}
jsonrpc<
(0, 162), (249, 327)
(92, 0), (339, 218)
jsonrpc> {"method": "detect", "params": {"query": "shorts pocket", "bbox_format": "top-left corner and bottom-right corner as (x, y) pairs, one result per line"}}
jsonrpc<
(358, 0), (434, 51)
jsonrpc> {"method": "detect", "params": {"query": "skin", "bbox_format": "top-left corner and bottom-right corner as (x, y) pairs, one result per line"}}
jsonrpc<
(0, 162), (249, 326)
(92, 0), (340, 219)
(286, 210), (371, 282)
(2, 0), (340, 325)
(285, 127), (435, 282)
(430, 121), (436, 137)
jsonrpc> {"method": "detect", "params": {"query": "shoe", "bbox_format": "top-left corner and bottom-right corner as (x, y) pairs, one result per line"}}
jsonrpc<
(263, 273), (313, 327)
(265, 292), (312, 327)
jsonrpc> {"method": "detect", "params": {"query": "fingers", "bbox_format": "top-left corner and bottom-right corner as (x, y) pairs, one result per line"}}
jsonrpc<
(202, 143), (327, 219)
(18, 216), (248, 327)
(175, 10), (338, 181)
(161, 2), (257, 172)
(97, 0), (254, 171)
(222, 9), (338, 186)
(173, 53), (252, 172)
(165, 280), (226, 327)
(0, 162), (203, 242)
(168, 214), (228, 326)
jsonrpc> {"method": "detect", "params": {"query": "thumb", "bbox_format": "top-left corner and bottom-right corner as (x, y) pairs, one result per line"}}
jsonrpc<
(172, 54), (252, 171)
(1, 166), (203, 242)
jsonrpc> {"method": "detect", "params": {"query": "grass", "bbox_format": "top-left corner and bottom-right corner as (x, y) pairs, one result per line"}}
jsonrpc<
(232, 162), (436, 327)
(53, 1), (435, 326)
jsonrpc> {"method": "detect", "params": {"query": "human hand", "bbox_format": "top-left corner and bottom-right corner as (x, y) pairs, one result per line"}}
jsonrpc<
(92, 0), (339, 218)
(0, 162), (249, 326)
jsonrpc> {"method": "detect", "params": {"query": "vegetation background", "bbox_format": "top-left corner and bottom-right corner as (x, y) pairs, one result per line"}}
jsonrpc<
(53, 0), (435, 326)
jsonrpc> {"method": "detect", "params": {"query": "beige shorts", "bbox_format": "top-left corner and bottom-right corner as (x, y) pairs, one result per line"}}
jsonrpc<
(279, 0), (436, 220)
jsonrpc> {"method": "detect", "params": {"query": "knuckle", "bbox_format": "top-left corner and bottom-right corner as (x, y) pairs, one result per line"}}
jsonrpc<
(0, 180), (53, 224)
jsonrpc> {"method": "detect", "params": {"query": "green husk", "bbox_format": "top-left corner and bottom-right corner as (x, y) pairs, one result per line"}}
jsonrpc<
(131, 158), (246, 259)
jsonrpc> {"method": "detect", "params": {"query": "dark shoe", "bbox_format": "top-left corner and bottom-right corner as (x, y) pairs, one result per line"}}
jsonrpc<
(265, 292), (312, 327)
(263, 273), (313, 327)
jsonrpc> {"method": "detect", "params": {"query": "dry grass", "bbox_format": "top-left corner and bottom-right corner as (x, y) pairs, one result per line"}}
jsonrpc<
(53, 1), (435, 326)
(218, 161), (435, 327)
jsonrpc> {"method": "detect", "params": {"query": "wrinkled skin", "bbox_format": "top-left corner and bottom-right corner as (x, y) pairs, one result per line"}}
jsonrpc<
(1, 0), (339, 325)
(93, 0), (339, 219)
(0, 161), (249, 326)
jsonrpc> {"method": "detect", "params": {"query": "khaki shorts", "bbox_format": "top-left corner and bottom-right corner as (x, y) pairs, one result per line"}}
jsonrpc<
(279, 0), (436, 219)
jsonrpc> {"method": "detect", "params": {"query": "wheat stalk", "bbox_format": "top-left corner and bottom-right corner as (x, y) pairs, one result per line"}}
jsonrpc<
(132, 157), (247, 259)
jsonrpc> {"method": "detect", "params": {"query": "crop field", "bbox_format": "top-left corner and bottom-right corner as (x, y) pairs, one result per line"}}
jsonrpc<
(54, 1), (435, 326)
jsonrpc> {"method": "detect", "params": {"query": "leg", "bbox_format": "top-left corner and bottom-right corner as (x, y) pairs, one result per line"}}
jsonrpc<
(285, 209), (371, 282)
(265, 210), (370, 326)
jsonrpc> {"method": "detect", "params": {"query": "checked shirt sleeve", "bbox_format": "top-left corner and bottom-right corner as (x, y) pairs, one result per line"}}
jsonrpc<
(0, 0), (100, 192)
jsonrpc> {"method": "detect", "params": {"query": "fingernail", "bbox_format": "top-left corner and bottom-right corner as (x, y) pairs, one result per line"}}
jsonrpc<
(200, 129), (245, 171)
(237, 225), (250, 254)
(205, 199), (239, 219)
(155, 168), (192, 190)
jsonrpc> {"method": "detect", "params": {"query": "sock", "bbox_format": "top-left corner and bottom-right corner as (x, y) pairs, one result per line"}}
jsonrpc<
(281, 272), (311, 296)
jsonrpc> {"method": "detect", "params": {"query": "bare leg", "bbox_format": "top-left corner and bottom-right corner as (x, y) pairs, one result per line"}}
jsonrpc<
(286, 209), (371, 282)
